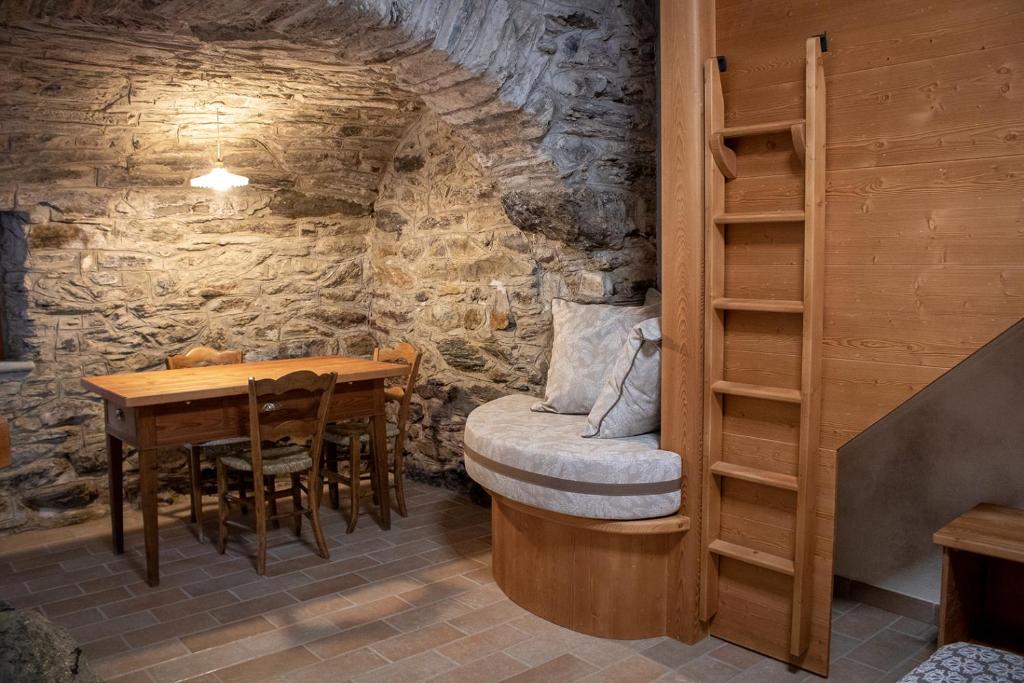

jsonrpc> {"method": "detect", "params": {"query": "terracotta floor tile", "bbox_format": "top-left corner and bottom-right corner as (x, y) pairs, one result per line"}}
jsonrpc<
(289, 570), (369, 602)
(42, 586), (132, 617)
(581, 655), (668, 683)
(709, 642), (765, 671)
(308, 620), (401, 659)
(504, 653), (598, 682)
(452, 584), (506, 610)
(71, 610), (159, 645)
(149, 589), (238, 622)
(642, 636), (720, 669)
(447, 598), (524, 634)
(210, 590), (297, 623)
(340, 576), (425, 605)
(846, 629), (931, 671)
(384, 597), (469, 632)
(92, 638), (192, 680)
(101, 587), (189, 618)
(123, 611), (219, 648)
(367, 539), (441, 564)
(436, 622), (529, 665)
(356, 555), (433, 583)
(302, 553), (382, 581)
(676, 655), (743, 683)
(406, 558), (485, 584)
(181, 615), (277, 652)
(264, 592), (356, 627)
(370, 622), (464, 662)
(81, 634), (130, 662)
(821, 657), (886, 683)
(145, 641), (254, 683)
(831, 604), (901, 641)
(397, 575), (477, 607)
(433, 651), (529, 682)
(351, 650), (456, 683)
(214, 645), (319, 683)
(280, 647), (389, 682)
(328, 596), (414, 630)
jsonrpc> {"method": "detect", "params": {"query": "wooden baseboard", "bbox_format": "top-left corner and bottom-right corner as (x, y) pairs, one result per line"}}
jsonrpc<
(834, 575), (938, 625)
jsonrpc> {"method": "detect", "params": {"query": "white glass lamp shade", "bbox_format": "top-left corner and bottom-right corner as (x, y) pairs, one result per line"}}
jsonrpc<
(190, 163), (249, 192)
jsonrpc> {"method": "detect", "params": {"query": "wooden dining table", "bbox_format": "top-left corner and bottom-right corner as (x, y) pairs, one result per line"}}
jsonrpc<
(81, 356), (409, 586)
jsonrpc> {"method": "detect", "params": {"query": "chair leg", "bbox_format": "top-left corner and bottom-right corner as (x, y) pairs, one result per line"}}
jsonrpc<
(368, 435), (381, 508)
(307, 471), (329, 559)
(187, 445), (207, 541)
(346, 433), (361, 534)
(266, 475), (279, 529)
(216, 459), (229, 555)
(326, 440), (339, 510)
(236, 476), (248, 515)
(255, 472), (268, 576)
(291, 472), (302, 537)
(393, 454), (408, 518)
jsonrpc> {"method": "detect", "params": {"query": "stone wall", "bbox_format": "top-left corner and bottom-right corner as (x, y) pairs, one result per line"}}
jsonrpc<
(0, 0), (660, 532)
(0, 25), (421, 530)
(369, 112), (655, 492)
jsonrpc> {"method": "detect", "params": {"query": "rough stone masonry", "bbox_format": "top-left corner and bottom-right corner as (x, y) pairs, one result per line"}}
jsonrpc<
(0, 0), (657, 531)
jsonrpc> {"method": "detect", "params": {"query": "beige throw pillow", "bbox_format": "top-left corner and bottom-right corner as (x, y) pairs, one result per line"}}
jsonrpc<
(533, 299), (658, 415)
(583, 317), (661, 439)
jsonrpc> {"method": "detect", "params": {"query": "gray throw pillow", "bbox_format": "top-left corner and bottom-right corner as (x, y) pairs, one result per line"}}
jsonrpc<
(582, 317), (661, 438)
(533, 299), (658, 415)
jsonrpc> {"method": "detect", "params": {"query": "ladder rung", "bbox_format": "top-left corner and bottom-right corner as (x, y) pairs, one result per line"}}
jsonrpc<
(714, 211), (805, 225)
(712, 381), (802, 404)
(710, 462), (799, 491)
(718, 118), (806, 138)
(709, 539), (796, 575)
(712, 298), (804, 314)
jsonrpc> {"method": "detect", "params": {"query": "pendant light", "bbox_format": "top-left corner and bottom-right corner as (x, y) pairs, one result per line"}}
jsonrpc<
(190, 110), (249, 192)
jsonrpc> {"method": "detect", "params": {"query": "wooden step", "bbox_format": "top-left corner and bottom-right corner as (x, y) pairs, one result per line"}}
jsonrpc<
(713, 211), (805, 225)
(712, 298), (804, 314)
(710, 462), (800, 491)
(718, 118), (805, 139)
(712, 381), (802, 404)
(709, 539), (796, 575)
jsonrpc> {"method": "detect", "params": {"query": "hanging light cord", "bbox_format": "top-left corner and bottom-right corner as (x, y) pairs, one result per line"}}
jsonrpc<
(215, 110), (222, 163)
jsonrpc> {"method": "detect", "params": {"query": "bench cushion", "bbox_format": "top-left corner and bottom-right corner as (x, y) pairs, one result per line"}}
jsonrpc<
(464, 394), (681, 520)
(899, 642), (1023, 682)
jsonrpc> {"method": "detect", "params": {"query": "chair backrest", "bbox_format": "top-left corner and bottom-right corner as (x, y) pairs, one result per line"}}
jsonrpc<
(246, 370), (337, 480)
(373, 343), (422, 412)
(167, 346), (243, 370)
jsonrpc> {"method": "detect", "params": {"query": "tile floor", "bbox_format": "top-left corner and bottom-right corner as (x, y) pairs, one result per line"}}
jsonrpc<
(0, 482), (936, 682)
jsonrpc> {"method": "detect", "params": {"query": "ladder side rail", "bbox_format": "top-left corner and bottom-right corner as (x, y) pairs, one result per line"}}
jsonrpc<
(790, 35), (827, 659)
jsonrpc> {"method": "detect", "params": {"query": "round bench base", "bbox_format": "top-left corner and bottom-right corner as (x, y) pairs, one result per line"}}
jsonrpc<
(489, 492), (689, 640)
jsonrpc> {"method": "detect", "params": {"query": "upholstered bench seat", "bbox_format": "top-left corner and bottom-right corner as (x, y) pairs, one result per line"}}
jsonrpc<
(464, 394), (682, 520)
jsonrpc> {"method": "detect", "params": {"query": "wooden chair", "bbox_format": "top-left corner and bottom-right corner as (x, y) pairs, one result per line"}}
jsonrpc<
(216, 370), (335, 575)
(166, 346), (247, 542)
(323, 343), (421, 533)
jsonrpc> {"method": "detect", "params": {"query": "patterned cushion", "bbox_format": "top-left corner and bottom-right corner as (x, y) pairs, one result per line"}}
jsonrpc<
(584, 317), (661, 439)
(219, 445), (312, 475)
(899, 642), (1024, 683)
(465, 394), (681, 520)
(533, 299), (659, 415)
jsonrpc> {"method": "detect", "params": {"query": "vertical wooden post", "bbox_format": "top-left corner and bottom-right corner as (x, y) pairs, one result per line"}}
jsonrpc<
(659, 0), (715, 645)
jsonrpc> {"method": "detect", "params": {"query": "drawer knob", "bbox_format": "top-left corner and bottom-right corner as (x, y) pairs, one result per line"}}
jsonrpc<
(115, 408), (124, 420)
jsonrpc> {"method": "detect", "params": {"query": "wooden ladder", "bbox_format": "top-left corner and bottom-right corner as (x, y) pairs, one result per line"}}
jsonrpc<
(700, 36), (826, 658)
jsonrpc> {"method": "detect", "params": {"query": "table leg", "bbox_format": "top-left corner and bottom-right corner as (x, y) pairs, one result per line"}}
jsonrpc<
(139, 447), (160, 587)
(371, 414), (390, 530)
(107, 433), (124, 554)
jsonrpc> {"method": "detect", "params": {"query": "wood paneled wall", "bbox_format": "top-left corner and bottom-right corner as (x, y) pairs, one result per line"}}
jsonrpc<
(706, 0), (1024, 669)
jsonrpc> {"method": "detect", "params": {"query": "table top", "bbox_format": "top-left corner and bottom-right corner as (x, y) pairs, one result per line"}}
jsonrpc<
(81, 356), (408, 408)
(933, 503), (1024, 564)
